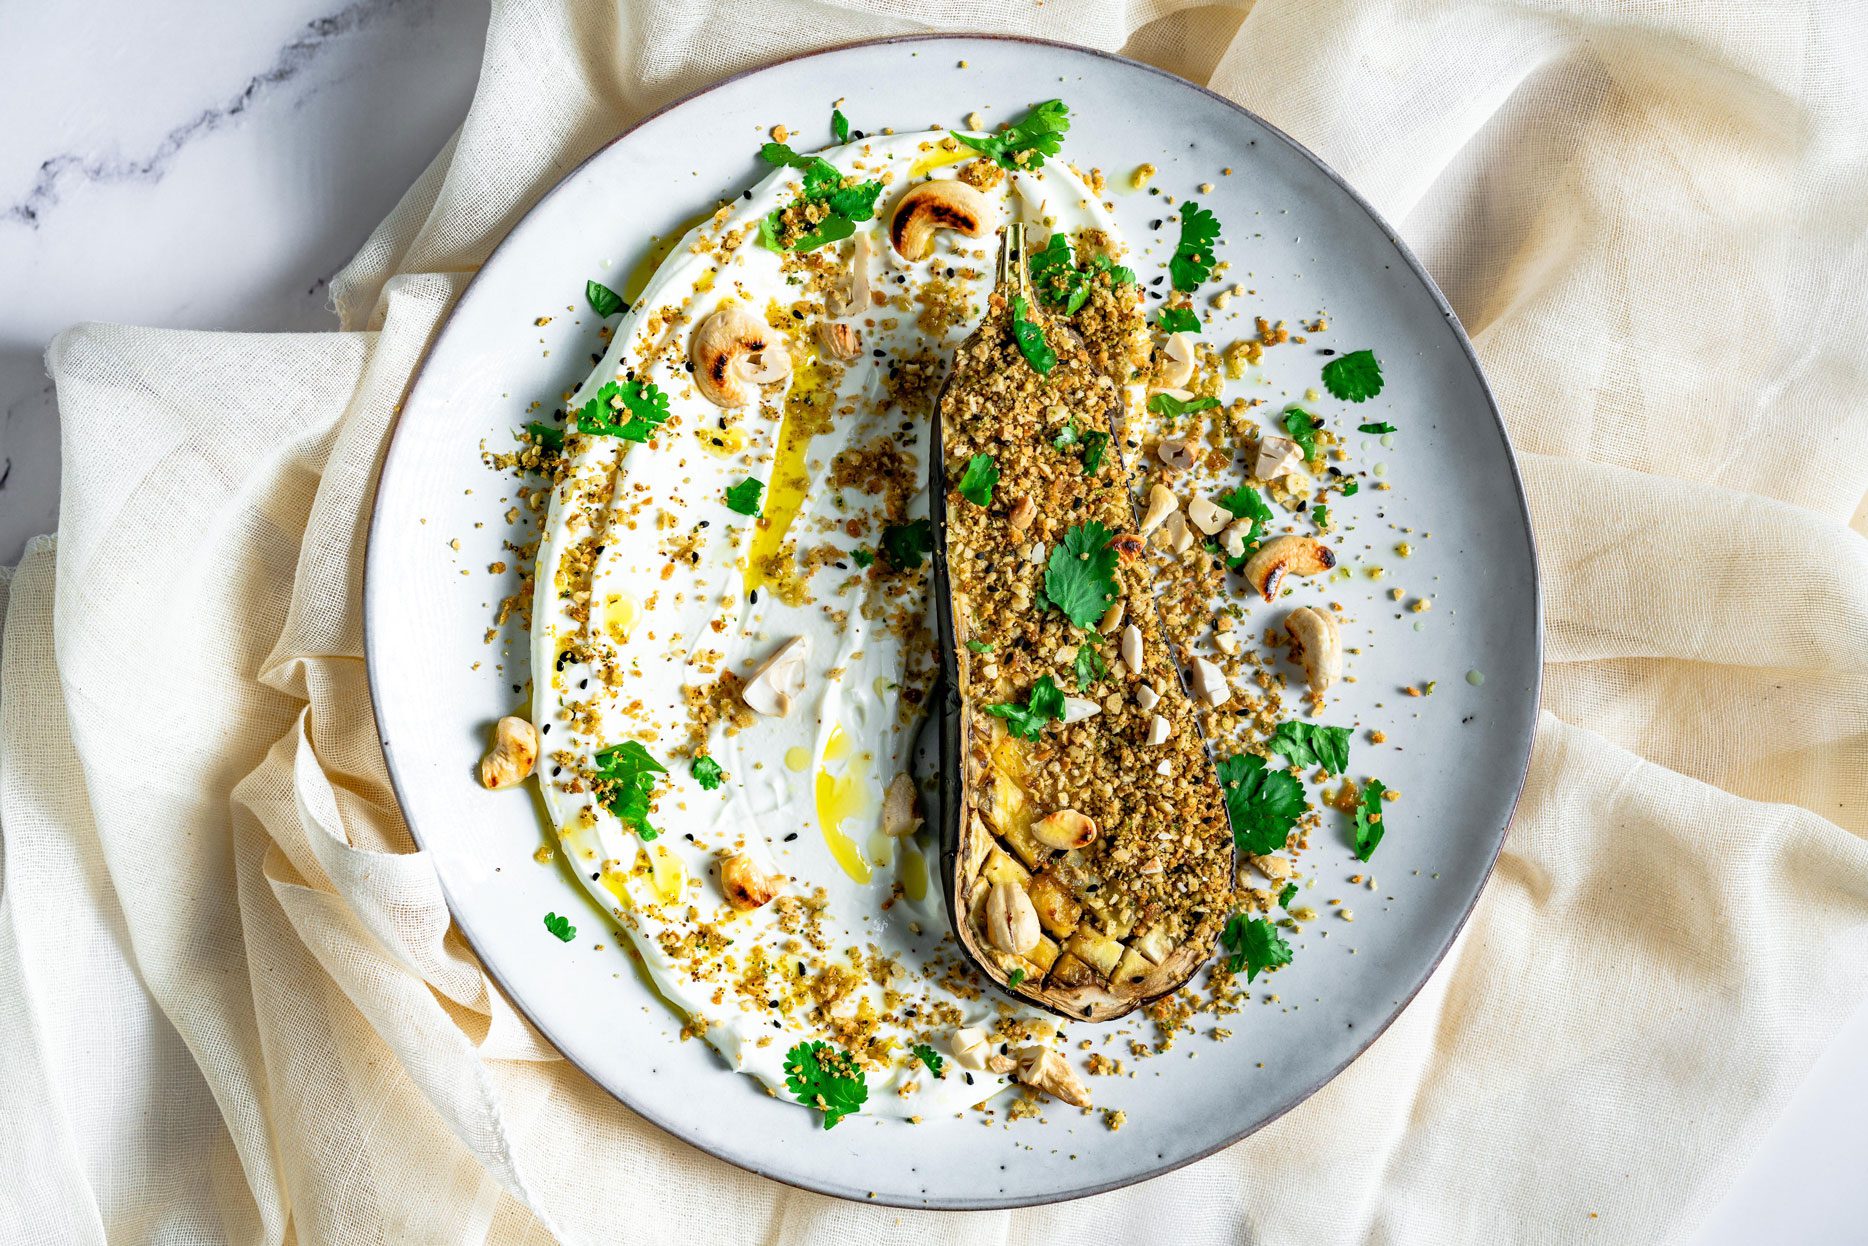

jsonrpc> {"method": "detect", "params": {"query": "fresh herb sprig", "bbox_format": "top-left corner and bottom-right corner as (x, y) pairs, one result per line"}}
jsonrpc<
(987, 676), (1065, 741)
(1220, 914), (1292, 982)
(784, 1040), (868, 1129)
(1266, 722), (1352, 775)
(953, 99), (1070, 170)
(591, 741), (667, 840)
(1010, 295), (1055, 374)
(1042, 521), (1118, 628)
(1323, 349), (1384, 402)
(691, 755), (725, 791)
(1216, 754), (1305, 856)
(880, 518), (933, 571)
(756, 143), (884, 252)
(577, 379), (671, 443)
(586, 280), (625, 318)
(723, 477), (764, 516)
(957, 454), (998, 506)
(543, 912), (576, 943)
(1354, 780), (1389, 861)
(1028, 230), (1134, 314)
(1169, 202), (1223, 292)
(1148, 392), (1218, 419)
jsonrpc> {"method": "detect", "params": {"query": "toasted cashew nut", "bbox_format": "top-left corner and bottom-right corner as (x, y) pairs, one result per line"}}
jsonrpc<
(1031, 809), (1098, 850)
(691, 306), (792, 407)
(1242, 535), (1336, 601)
(479, 716), (538, 789)
(1060, 696), (1101, 724)
(1286, 605), (1343, 695)
(889, 180), (993, 260)
(985, 882), (1041, 956)
(1255, 433), (1304, 481)
(1157, 432), (1202, 473)
(816, 320), (862, 360)
(882, 772), (921, 838)
(720, 852), (783, 910)
(1186, 495), (1230, 536)
(1157, 332), (1196, 388)
(742, 635), (810, 717)
(1014, 1046), (1092, 1108)
(1140, 483), (1177, 535)
(950, 1027), (996, 1071)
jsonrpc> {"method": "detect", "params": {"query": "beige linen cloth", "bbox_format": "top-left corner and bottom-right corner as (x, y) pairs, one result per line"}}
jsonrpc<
(4, 1), (1866, 1241)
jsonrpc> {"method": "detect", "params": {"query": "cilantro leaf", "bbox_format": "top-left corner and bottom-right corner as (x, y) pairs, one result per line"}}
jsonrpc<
(1029, 232), (1091, 314)
(1053, 419), (1078, 450)
(723, 477), (764, 516)
(1278, 882), (1299, 909)
(1006, 967), (1028, 988)
(576, 379), (671, 443)
(911, 1043), (945, 1078)
(1322, 350), (1384, 402)
(1314, 503), (1331, 530)
(957, 453), (998, 507)
(851, 547), (875, 568)
(965, 639), (993, 654)
(543, 912), (576, 942)
(586, 280), (624, 318)
(1042, 521), (1118, 628)
(1148, 392), (1219, 419)
(880, 518), (933, 571)
(1267, 721), (1352, 774)
(757, 143), (883, 252)
(783, 1040), (868, 1129)
(1342, 480), (1360, 497)
(1080, 430), (1110, 475)
(1216, 754), (1306, 856)
(1357, 421), (1396, 434)
(691, 755), (724, 791)
(1282, 407), (1320, 462)
(1157, 306), (1201, 334)
(525, 421), (564, 451)
(1220, 914), (1292, 982)
(1169, 201), (1223, 292)
(591, 740), (667, 840)
(987, 675), (1065, 741)
(1010, 295), (1055, 375)
(1074, 641), (1106, 691)
(1354, 779), (1389, 862)
(952, 99), (1070, 170)
(831, 108), (850, 144)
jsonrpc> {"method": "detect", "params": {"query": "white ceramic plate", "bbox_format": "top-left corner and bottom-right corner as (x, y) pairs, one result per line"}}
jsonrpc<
(365, 35), (1540, 1209)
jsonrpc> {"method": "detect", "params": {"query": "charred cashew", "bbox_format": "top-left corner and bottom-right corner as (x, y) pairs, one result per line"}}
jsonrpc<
(815, 319), (862, 361)
(1031, 809), (1099, 851)
(742, 635), (810, 718)
(1243, 535), (1336, 601)
(720, 852), (783, 910)
(985, 882), (1041, 956)
(1285, 605), (1343, 695)
(478, 716), (537, 789)
(889, 179), (993, 260)
(691, 306), (792, 408)
(1014, 1046), (1092, 1108)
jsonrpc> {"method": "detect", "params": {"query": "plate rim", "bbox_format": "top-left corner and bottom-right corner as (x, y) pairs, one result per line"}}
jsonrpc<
(363, 31), (1544, 1211)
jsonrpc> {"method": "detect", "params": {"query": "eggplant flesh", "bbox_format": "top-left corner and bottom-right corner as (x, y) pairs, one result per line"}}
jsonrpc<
(930, 226), (1236, 1023)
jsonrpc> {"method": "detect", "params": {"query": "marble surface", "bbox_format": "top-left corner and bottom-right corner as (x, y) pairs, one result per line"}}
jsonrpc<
(0, 5), (1861, 1240)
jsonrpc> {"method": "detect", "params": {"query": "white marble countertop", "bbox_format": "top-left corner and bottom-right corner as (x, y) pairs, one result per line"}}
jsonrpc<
(1, 4), (1862, 1239)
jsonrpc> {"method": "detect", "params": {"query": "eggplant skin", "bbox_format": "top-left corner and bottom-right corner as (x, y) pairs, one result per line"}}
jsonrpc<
(929, 286), (1235, 1024)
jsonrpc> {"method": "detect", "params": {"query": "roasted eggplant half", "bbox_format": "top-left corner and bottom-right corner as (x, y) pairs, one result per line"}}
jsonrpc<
(930, 226), (1236, 1022)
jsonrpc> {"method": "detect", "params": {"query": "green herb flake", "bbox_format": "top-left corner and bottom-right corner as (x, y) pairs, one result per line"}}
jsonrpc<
(543, 912), (576, 943)
(591, 740), (667, 840)
(525, 421), (564, 451)
(1006, 967), (1028, 988)
(757, 142), (884, 252)
(1028, 230), (1134, 314)
(911, 1043), (945, 1078)
(1354, 779), (1389, 861)
(783, 1040), (868, 1129)
(1080, 430), (1110, 475)
(957, 453), (999, 507)
(1357, 421), (1397, 435)
(1282, 407), (1321, 462)
(986, 675), (1065, 741)
(690, 755), (725, 791)
(576, 379), (671, 443)
(1011, 295), (1056, 375)
(965, 639), (994, 654)
(1278, 882), (1299, 909)
(1220, 914), (1292, 982)
(880, 518), (933, 571)
(1157, 306), (1201, 334)
(1074, 641), (1107, 691)
(1314, 503), (1331, 529)
(723, 477), (764, 516)
(1343, 480), (1360, 497)
(1323, 349), (1384, 402)
(1216, 754), (1306, 856)
(1042, 521), (1118, 628)
(952, 99), (1070, 170)
(1053, 418), (1079, 450)
(1267, 721), (1352, 774)
(1169, 201), (1223, 292)
(851, 547), (875, 568)
(1147, 392), (1219, 420)
(585, 280), (624, 318)
(831, 108), (850, 144)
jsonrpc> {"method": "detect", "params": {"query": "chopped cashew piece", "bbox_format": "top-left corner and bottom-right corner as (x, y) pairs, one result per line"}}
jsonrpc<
(985, 881), (1041, 956)
(1189, 656), (1230, 706)
(890, 179), (994, 260)
(1286, 605), (1344, 695)
(881, 772), (921, 838)
(1222, 519), (1253, 559)
(1031, 809), (1098, 850)
(1119, 624), (1143, 672)
(742, 635), (810, 717)
(1014, 1046), (1092, 1108)
(1008, 494), (1037, 532)
(479, 716), (538, 789)
(1061, 696), (1101, 724)
(719, 852), (783, 910)
(1140, 483), (1177, 535)
(1157, 332), (1196, 388)
(1157, 433), (1201, 473)
(1135, 684), (1160, 713)
(1186, 495), (1230, 536)
(1144, 714), (1171, 745)
(1255, 433), (1304, 481)
(691, 306), (791, 407)
(949, 1027), (996, 1072)
(1243, 535), (1337, 601)
(1097, 600), (1126, 634)
(1159, 510), (1197, 554)
(815, 319), (861, 360)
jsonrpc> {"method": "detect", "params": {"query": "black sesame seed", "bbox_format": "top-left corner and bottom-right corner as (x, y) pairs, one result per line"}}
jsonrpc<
(1320, 347), (1337, 355)
(743, 189), (753, 200)
(1150, 275), (1165, 286)
(540, 723), (549, 734)
(1149, 219), (1162, 230)
(784, 832), (799, 842)
(750, 589), (760, 604)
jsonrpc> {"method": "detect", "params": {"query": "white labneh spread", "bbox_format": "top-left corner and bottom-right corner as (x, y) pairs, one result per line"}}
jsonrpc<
(531, 135), (1126, 1118)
